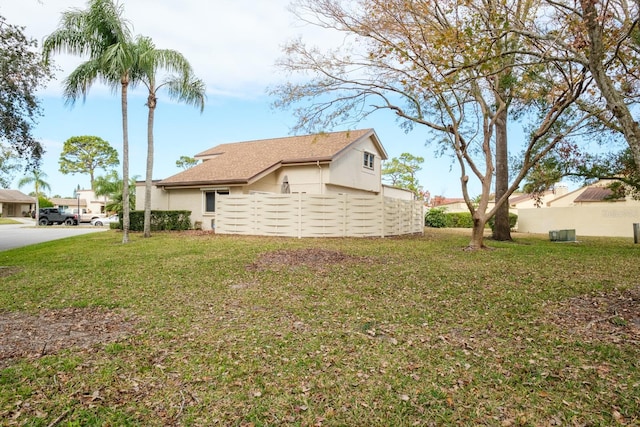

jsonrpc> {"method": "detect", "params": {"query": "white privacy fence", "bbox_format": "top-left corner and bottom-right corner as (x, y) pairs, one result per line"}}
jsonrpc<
(215, 194), (424, 238)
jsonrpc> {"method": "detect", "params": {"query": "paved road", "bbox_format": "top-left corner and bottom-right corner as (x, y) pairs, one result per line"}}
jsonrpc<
(0, 218), (109, 252)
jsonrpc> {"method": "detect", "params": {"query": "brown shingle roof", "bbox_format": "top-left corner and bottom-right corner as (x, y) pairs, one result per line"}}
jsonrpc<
(0, 189), (35, 203)
(574, 187), (615, 202)
(158, 129), (380, 187)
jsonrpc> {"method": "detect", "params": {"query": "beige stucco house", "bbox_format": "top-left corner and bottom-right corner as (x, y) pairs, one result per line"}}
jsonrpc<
(517, 180), (640, 237)
(52, 189), (109, 216)
(136, 129), (422, 235)
(0, 189), (35, 217)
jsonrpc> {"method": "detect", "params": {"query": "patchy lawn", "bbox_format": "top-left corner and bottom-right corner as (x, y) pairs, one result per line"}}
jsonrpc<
(0, 229), (638, 426)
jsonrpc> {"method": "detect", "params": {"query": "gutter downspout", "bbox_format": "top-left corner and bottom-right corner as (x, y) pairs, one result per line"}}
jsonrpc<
(317, 160), (323, 194)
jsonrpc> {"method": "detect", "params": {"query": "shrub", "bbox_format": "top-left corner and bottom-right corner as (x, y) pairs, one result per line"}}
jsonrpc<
(126, 210), (193, 231)
(488, 213), (518, 231)
(447, 212), (474, 228)
(425, 208), (448, 228)
(38, 197), (53, 208)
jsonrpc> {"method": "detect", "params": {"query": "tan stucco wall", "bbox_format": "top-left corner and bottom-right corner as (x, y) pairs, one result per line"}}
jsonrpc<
(329, 136), (382, 193)
(247, 165), (328, 194)
(382, 185), (415, 201)
(0, 202), (33, 217)
(136, 185), (248, 229)
(436, 202), (468, 213)
(518, 205), (640, 237)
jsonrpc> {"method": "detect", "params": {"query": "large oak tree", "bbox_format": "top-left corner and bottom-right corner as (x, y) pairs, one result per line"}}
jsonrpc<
(273, 0), (590, 249)
(0, 15), (52, 180)
(538, 0), (640, 174)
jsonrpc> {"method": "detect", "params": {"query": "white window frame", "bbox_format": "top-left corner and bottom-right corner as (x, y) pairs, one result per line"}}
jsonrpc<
(363, 151), (375, 169)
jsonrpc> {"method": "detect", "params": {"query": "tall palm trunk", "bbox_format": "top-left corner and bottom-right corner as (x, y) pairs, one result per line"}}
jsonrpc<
(34, 191), (40, 227)
(144, 89), (157, 238)
(121, 76), (130, 243)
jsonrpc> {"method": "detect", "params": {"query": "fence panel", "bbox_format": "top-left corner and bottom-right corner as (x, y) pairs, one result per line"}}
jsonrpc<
(216, 193), (423, 237)
(253, 194), (300, 236)
(299, 194), (348, 237)
(215, 194), (256, 234)
(345, 195), (384, 237)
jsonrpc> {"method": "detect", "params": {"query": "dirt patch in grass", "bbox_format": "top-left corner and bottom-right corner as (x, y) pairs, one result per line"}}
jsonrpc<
(0, 307), (137, 367)
(247, 247), (373, 272)
(0, 266), (21, 278)
(178, 229), (215, 237)
(547, 287), (640, 345)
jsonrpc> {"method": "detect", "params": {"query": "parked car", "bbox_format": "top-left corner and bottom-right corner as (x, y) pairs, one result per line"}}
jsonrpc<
(36, 208), (78, 226)
(91, 214), (119, 226)
(70, 208), (105, 223)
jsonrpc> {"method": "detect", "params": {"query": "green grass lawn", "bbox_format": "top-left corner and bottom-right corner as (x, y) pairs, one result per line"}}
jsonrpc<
(0, 229), (638, 426)
(0, 218), (22, 225)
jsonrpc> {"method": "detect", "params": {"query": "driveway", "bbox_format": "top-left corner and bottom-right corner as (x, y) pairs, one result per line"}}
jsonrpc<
(0, 217), (109, 252)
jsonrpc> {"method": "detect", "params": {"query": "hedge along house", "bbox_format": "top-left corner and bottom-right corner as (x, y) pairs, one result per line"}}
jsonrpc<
(136, 129), (424, 237)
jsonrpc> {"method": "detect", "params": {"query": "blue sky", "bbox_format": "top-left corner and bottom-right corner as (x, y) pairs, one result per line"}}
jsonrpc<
(4, 0), (485, 198)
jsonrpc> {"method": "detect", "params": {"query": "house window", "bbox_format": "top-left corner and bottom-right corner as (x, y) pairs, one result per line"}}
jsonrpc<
(363, 152), (375, 169)
(204, 190), (229, 213)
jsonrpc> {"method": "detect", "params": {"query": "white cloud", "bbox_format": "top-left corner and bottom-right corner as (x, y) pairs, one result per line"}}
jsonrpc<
(1, 0), (336, 98)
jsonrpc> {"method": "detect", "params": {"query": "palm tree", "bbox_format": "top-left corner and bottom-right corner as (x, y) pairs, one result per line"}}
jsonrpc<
(134, 35), (206, 237)
(43, 0), (136, 243)
(94, 170), (137, 214)
(18, 169), (51, 225)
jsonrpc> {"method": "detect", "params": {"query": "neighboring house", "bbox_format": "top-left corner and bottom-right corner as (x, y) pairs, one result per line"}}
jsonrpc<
(518, 180), (640, 237)
(52, 197), (87, 213)
(0, 189), (35, 217)
(52, 189), (109, 215)
(547, 180), (624, 207)
(430, 197), (467, 213)
(137, 129), (423, 236)
(506, 184), (569, 211)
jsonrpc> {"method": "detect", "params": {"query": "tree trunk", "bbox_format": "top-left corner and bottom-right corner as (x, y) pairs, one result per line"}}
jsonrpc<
(34, 193), (40, 227)
(469, 215), (488, 249)
(143, 92), (156, 238)
(121, 79), (130, 244)
(492, 107), (512, 241)
(581, 0), (640, 170)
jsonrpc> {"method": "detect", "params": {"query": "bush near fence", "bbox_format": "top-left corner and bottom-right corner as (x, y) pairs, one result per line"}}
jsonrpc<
(124, 210), (192, 231)
(425, 208), (517, 230)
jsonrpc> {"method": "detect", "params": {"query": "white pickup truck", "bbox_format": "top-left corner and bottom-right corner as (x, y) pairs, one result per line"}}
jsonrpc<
(70, 208), (106, 223)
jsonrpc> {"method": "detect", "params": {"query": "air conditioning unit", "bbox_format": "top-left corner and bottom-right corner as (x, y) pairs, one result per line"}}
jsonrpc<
(549, 229), (576, 242)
